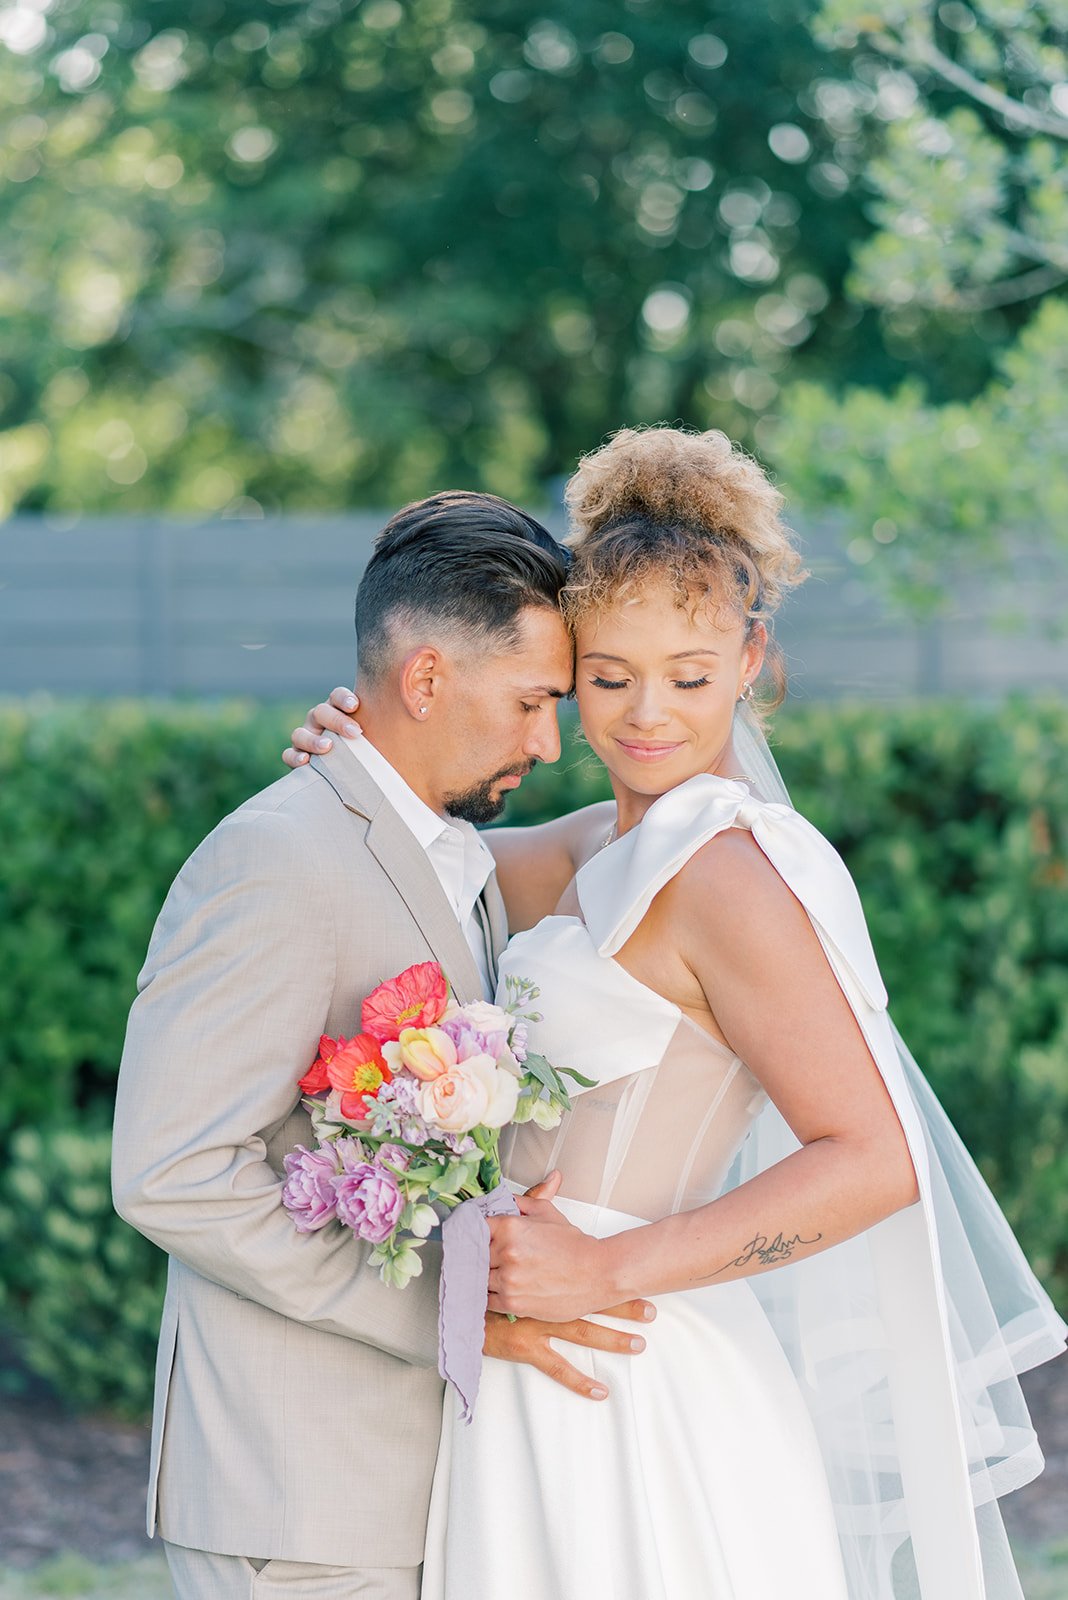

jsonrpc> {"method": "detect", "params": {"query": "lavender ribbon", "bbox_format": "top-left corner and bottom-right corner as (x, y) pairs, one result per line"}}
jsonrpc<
(438, 1182), (520, 1424)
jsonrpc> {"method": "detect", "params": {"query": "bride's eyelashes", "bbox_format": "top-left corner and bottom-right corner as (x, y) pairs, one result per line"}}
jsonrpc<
(588, 675), (713, 692)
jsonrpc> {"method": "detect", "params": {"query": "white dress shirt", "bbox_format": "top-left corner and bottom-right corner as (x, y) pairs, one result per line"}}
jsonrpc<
(339, 734), (495, 998)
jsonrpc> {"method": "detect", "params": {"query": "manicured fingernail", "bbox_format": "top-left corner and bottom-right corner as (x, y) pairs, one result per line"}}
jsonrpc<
(342, 693), (357, 709)
(642, 1305), (657, 1320)
(590, 1385), (608, 1400)
(629, 1337), (645, 1352)
(343, 722), (361, 738)
(315, 738), (330, 751)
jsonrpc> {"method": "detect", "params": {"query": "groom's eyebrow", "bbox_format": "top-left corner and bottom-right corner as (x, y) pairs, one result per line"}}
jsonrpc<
(523, 685), (568, 697)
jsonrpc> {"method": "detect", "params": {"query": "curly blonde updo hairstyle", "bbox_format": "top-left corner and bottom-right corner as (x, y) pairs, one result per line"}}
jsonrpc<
(563, 426), (806, 710)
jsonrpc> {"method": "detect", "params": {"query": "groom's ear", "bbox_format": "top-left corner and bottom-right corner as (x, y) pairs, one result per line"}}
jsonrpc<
(398, 645), (445, 721)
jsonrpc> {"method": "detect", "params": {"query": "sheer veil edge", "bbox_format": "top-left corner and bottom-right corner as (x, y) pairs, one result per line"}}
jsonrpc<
(723, 704), (1066, 1600)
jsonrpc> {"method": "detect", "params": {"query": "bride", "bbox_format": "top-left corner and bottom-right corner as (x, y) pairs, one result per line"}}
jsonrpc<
(288, 426), (1065, 1599)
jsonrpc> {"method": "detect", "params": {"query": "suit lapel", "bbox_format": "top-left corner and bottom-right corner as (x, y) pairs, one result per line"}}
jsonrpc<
(481, 872), (511, 975)
(309, 752), (485, 1005)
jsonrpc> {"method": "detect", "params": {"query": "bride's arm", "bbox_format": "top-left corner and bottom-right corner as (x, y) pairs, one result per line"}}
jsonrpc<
(478, 805), (615, 932)
(281, 688), (615, 931)
(487, 828), (920, 1321)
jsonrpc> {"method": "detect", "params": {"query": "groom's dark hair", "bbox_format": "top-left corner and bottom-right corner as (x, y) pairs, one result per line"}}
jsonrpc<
(355, 491), (571, 682)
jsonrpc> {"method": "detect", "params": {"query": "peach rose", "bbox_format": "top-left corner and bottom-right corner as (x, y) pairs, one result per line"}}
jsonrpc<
(419, 1053), (519, 1134)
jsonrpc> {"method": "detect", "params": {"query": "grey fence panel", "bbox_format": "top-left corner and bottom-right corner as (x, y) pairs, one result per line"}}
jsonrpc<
(1, 514), (1065, 701)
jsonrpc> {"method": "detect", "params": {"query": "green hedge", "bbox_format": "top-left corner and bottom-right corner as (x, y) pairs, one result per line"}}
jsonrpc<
(0, 697), (1065, 1414)
(0, 1125), (165, 1417)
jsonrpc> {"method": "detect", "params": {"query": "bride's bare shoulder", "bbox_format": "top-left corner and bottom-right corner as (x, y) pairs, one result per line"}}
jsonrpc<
(673, 825), (805, 935)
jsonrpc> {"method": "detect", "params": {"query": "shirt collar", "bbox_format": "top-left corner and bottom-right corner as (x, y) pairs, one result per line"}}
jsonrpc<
(339, 734), (494, 892)
(339, 733), (448, 850)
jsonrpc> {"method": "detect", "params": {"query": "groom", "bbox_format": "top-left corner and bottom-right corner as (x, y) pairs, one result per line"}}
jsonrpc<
(113, 491), (652, 1600)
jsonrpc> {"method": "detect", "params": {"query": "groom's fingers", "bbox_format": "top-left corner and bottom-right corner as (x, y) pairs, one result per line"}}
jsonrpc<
(484, 1309), (650, 1401)
(484, 1312), (609, 1399)
(600, 1299), (657, 1323)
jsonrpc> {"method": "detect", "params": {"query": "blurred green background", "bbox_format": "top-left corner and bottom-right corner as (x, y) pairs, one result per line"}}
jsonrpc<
(2, 0), (1067, 614)
(1, 698), (1065, 1417)
(1, 6), (1066, 1587)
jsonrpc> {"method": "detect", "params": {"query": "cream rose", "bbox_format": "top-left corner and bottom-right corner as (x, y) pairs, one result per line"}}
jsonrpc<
(420, 1053), (520, 1133)
(460, 1000), (513, 1035)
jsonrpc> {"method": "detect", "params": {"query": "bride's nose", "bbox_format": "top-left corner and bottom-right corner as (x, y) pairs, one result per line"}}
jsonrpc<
(623, 684), (671, 731)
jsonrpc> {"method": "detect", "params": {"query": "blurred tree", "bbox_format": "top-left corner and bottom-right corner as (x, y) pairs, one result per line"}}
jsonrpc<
(0, 0), (914, 516)
(769, 0), (1068, 613)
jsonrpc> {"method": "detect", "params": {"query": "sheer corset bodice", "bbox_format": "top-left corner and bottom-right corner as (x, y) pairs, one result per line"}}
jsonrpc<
(498, 914), (767, 1222)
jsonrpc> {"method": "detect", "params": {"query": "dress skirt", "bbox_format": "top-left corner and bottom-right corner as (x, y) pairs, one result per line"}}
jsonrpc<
(421, 1197), (850, 1600)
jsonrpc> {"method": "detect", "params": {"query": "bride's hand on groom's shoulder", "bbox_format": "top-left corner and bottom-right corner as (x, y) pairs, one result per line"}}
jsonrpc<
(282, 687), (362, 767)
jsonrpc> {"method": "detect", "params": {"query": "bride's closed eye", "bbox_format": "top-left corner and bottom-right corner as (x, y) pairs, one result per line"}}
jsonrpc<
(588, 675), (712, 691)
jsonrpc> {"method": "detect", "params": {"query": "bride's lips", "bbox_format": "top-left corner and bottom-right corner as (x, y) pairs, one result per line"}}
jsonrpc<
(614, 738), (686, 763)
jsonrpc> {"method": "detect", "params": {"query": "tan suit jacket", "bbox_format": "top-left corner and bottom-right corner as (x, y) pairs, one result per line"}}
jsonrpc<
(112, 749), (510, 1567)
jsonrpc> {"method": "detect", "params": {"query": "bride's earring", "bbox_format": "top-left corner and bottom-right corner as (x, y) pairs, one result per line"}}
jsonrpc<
(419, 706), (428, 715)
(738, 681), (753, 702)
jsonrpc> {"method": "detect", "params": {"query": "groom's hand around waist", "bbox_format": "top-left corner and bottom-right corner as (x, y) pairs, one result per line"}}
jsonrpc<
(483, 1173), (655, 1400)
(482, 1300), (655, 1401)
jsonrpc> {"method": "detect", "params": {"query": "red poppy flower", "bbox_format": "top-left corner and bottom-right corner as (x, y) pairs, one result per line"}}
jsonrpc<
(361, 962), (449, 1043)
(299, 1033), (348, 1094)
(327, 1033), (393, 1122)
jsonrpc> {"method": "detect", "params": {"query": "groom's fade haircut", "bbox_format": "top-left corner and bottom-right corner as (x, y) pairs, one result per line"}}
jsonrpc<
(355, 491), (571, 683)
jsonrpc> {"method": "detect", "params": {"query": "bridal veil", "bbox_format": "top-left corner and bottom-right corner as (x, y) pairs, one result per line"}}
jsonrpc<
(721, 704), (1067, 1599)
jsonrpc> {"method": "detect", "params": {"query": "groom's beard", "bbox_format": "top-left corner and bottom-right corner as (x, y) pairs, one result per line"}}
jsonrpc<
(444, 761), (536, 825)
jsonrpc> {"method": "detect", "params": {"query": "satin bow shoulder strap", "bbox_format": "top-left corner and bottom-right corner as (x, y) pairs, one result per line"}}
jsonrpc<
(577, 774), (889, 1015)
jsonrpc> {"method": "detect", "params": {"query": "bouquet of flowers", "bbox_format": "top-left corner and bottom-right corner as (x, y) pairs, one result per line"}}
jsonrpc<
(282, 960), (586, 1289)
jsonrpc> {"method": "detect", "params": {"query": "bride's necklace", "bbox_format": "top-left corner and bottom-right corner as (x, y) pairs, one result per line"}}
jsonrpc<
(599, 773), (756, 851)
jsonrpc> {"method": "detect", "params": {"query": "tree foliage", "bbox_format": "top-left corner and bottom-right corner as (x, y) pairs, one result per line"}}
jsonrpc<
(769, 0), (1068, 609)
(0, 0), (913, 516)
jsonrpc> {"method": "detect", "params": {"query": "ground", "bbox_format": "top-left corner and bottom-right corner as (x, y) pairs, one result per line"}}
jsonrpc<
(0, 1343), (1065, 1595)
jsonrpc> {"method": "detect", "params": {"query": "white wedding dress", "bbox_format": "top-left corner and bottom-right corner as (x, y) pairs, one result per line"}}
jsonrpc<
(422, 770), (1066, 1600)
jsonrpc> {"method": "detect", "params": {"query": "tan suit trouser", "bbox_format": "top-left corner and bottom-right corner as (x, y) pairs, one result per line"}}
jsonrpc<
(163, 1542), (421, 1600)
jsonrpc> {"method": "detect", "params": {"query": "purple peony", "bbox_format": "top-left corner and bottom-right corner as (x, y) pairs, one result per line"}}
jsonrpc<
(334, 1136), (368, 1170)
(441, 1015), (509, 1064)
(377, 1142), (413, 1173)
(334, 1160), (404, 1244)
(443, 1131), (477, 1155)
(281, 1144), (340, 1233)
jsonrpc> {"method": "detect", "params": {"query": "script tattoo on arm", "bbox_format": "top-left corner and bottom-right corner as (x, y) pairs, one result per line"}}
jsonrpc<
(701, 1229), (825, 1281)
